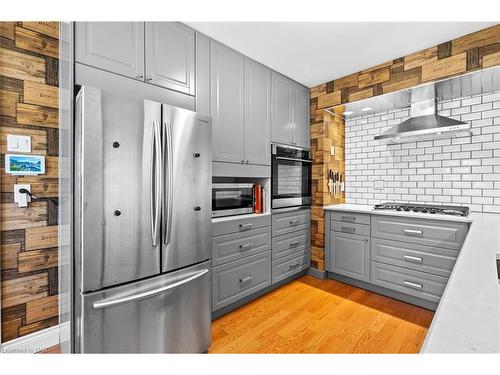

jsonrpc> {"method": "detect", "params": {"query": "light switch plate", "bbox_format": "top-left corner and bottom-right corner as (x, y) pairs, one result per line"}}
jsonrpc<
(7, 134), (31, 153)
(331, 146), (335, 155)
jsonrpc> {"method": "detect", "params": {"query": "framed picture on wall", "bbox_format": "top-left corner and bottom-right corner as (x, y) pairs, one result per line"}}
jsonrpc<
(5, 154), (45, 175)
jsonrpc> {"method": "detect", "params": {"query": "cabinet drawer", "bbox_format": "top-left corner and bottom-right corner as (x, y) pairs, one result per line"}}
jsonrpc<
(272, 229), (310, 260)
(370, 261), (448, 303)
(331, 221), (370, 237)
(212, 251), (271, 311)
(212, 214), (271, 237)
(371, 215), (468, 250)
(272, 209), (310, 237)
(272, 249), (309, 284)
(212, 227), (271, 266)
(331, 211), (370, 225)
(371, 238), (458, 277)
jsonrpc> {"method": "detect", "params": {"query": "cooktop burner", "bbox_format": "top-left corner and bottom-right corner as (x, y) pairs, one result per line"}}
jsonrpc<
(373, 202), (470, 216)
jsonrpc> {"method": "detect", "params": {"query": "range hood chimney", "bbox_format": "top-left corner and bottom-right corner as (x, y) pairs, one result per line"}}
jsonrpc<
(374, 83), (470, 143)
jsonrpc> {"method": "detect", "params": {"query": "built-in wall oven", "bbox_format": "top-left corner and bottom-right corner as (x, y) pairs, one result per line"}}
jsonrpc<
(212, 183), (254, 218)
(271, 144), (312, 209)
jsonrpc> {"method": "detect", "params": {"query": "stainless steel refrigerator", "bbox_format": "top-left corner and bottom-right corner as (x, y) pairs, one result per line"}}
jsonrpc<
(73, 86), (212, 353)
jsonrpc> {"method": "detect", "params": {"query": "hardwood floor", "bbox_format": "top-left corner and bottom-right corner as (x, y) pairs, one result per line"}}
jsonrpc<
(209, 275), (434, 354)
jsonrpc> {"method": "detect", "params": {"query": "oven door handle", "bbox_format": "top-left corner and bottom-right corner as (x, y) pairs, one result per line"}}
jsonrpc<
(275, 156), (313, 163)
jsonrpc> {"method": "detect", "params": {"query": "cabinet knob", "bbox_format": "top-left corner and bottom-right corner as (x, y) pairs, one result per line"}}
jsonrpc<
(193, 152), (200, 158)
(146, 77), (153, 82)
(113, 141), (120, 148)
(194, 206), (201, 211)
(113, 210), (122, 217)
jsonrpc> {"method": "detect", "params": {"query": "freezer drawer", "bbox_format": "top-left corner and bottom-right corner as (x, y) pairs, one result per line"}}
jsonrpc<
(78, 262), (211, 353)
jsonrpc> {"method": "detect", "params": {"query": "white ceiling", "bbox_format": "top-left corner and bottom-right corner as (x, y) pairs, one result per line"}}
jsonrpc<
(186, 22), (497, 87)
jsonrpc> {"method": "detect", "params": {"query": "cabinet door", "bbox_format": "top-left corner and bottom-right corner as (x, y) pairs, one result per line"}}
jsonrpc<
(271, 72), (293, 146)
(145, 22), (195, 95)
(210, 41), (245, 163)
(330, 232), (370, 282)
(75, 22), (144, 80)
(244, 59), (271, 165)
(293, 83), (310, 148)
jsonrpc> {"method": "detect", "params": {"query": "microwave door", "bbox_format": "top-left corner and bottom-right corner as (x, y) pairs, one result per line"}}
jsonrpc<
(161, 104), (212, 273)
(76, 87), (161, 293)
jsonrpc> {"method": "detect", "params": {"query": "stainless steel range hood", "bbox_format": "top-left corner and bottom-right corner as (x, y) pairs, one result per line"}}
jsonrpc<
(374, 84), (470, 143)
(324, 66), (500, 144)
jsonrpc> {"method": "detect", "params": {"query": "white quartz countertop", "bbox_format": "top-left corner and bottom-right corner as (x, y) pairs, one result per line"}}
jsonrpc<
(323, 203), (500, 353)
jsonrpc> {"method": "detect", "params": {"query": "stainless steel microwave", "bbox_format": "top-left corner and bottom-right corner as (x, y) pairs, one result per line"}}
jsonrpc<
(212, 183), (254, 218)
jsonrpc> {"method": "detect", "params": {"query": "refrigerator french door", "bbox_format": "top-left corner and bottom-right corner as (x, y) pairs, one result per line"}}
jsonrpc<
(74, 86), (212, 353)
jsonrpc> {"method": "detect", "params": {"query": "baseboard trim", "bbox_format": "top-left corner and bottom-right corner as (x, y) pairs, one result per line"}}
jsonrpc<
(1, 323), (62, 354)
(307, 267), (326, 280)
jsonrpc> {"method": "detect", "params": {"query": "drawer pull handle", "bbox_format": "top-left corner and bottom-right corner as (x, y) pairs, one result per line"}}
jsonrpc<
(403, 229), (423, 236)
(289, 220), (300, 226)
(403, 255), (423, 263)
(238, 243), (253, 251)
(341, 226), (356, 233)
(289, 241), (300, 247)
(239, 274), (253, 284)
(289, 262), (301, 269)
(341, 216), (356, 223)
(239, 223), (253, 231)
(403, 280), (423, 290)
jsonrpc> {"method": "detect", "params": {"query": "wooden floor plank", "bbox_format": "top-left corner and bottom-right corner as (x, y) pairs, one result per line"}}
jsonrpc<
(210, 276), (433, 354)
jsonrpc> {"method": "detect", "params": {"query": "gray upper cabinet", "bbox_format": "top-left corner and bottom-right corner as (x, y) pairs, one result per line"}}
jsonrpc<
(145, 23), (195, 95)
(75, 22), (145, 80)
(271, 72), (294, 146)
(271, 72), (310, 148)
(293, 83), (310, 148)
(244, 59), (271, 166)
(210, 41), (245, 164)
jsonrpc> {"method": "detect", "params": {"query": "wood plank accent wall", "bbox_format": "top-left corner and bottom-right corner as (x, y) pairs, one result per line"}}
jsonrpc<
(0, 21), (60, 342)
(309, 24), (500, 271)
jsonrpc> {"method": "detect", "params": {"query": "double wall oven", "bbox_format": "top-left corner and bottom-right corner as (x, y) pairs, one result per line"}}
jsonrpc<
(271, 144), (312, 209)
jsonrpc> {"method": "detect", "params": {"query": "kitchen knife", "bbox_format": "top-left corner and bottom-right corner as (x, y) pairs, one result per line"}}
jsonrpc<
(336, 172), (340, 196)
(328, 170), (333, 195)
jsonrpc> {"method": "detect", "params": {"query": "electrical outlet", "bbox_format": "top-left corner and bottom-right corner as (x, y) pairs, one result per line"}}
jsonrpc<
(374, 180), (385, 190)
(14, 184), (31, 207)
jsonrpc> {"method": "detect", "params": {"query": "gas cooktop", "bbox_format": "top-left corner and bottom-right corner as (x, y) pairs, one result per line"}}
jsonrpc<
(373, 202), (470, 217)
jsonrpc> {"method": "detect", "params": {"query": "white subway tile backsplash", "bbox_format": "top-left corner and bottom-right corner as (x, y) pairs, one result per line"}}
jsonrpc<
(344, 91), (500, 212)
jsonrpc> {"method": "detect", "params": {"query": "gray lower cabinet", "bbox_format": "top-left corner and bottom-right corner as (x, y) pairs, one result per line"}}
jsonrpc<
(330, 232), (370, 282)
(371, 215), (468, 250)
(212, 251), (271, 311)
(272, 248), (310, 284)
(370, 262), (448, 303)
(272, 208), (311, 237)
(210, 41), (245, 164)
(272, 229), (310, 259)
(326, 210), (469, 308)
(212, 227), (271, 266)
(145, 22), (195, 95)
(75, 22), (145, 80)
(371, 237), (458, 277)
(212, 214), (271, 237)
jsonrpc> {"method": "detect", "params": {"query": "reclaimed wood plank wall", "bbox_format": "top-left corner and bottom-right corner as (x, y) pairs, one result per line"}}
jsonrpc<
(309, 24), (500, 271)
(0, 21), (60, 342)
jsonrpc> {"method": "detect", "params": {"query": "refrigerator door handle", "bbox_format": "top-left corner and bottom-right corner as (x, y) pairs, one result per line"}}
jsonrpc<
(163, 121), (173, 245)
(92, 269), (209, 310)
(151, 120), (162, 247)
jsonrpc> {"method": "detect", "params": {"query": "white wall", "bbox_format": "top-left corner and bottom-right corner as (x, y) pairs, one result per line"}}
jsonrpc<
(344, 91), (500, 213)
